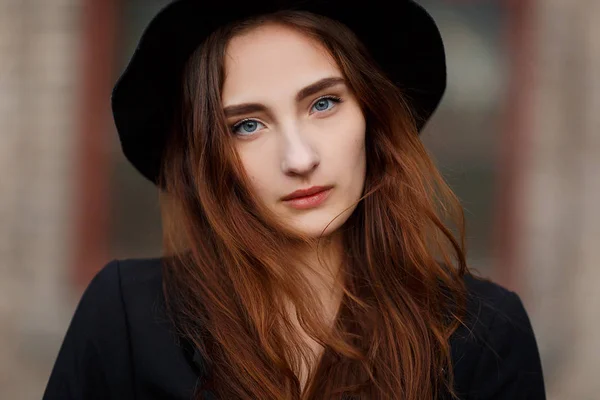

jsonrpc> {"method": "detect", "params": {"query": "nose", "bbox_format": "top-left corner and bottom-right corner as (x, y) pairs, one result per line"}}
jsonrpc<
(280, 126), (320, 176)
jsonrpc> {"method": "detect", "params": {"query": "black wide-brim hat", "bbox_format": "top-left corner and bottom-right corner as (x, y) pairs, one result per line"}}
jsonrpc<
(111, 0), (447, 185)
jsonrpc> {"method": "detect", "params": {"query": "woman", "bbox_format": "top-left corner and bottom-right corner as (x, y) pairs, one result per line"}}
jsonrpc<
(43, 0), (546, 399)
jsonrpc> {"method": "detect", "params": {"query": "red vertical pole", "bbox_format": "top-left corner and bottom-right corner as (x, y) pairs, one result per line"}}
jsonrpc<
(73, 0), (119, 288)
(492, 0), (536, 290)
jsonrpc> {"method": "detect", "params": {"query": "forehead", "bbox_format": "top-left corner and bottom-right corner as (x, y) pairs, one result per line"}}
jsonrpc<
(222, 23), (342, 102)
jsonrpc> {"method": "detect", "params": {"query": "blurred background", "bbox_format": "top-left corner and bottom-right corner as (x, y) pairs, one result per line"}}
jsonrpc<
(1, 0), (598, 398)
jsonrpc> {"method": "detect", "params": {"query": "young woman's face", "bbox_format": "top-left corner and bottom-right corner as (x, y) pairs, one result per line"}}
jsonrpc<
(222, 23), (366, 237)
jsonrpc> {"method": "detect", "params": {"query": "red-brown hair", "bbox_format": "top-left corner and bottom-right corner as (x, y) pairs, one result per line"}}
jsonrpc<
(159, 10), (468, 400)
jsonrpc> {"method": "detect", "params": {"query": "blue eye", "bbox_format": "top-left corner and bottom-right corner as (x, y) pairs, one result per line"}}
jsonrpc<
(231, 119), (265, 135)
(230, 95), (342, 136)
(311, 95), (342, 113)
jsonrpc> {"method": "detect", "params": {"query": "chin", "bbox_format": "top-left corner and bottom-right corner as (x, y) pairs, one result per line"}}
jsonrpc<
(274, 203), (358, 239)
(286, 214), (347, 238)
(295, 225), (337, 238)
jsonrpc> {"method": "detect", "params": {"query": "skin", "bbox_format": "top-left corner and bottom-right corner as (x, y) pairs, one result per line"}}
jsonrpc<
(221, 23), (367, 241)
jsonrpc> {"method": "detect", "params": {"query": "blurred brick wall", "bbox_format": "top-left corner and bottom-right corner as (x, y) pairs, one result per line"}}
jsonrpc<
(0, 0), (81, 397)
(518, 0), (600, 399)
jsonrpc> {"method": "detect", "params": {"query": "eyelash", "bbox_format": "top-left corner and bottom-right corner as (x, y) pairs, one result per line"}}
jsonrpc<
(230, 95), (343, 134)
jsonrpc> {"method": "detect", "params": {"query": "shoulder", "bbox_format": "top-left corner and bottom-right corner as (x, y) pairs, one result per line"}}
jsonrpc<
(78, 256), (168, 342)
(43, 257), (183, 400)
(448, 272), (546, 399)
(43, 258), (163, 399)
(76, 256), (164, 298)
(459, 273), (537, 351)
(64, 257), (165, 326)
(80, 256), (165, 311)
(109, 256), (165, 301)
(58, 255), (165, 350)
(94, 256), (164, 288)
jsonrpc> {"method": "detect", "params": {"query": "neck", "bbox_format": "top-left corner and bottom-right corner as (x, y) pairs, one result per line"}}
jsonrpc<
(291, 232), (345, 302)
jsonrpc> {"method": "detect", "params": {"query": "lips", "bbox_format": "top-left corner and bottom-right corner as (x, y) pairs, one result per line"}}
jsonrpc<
(281, 186), (333, 210)
(281, 185), (333, 201)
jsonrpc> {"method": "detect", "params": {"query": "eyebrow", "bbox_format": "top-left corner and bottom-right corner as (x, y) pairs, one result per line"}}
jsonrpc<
(223, 76), (346, 118)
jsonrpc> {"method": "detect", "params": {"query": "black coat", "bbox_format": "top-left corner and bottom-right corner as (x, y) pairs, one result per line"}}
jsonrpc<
(42, 258), (546, 399)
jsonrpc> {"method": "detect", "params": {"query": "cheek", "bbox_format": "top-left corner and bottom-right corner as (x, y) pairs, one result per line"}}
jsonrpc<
(331, 115), (366, 177)
(338, 121), (366, 199)
(236, 147), (275, 197)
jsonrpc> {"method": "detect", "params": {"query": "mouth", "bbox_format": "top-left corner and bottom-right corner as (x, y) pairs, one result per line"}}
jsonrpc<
(281, 185), (333, 201)
(281, 186), (333, 210)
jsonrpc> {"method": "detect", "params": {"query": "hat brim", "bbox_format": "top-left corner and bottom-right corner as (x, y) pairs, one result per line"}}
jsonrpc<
(111, 0), (446, 185)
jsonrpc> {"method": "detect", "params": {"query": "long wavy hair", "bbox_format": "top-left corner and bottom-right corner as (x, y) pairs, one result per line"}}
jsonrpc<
(159, 9), (469, 400)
